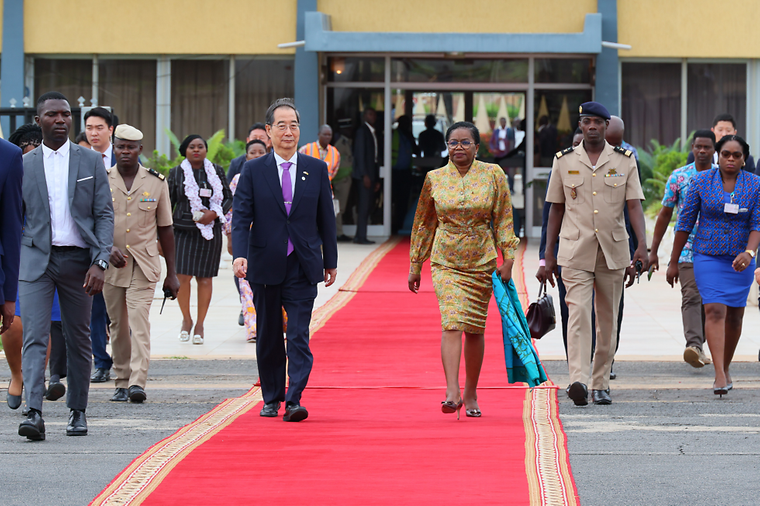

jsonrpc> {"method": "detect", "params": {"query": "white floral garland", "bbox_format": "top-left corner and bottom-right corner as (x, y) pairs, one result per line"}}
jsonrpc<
(181, 158), (226, 240)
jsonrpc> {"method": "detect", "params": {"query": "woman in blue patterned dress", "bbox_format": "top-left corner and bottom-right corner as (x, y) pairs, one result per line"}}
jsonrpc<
(667, 135), (760, 397)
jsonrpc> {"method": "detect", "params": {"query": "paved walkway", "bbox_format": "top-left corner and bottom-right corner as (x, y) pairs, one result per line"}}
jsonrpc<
(148, 239), (389, 358)
(522, 242), (760, 362)
(148, 237), (760, 362)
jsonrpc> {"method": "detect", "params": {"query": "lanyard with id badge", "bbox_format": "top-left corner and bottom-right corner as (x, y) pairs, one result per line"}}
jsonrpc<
(724, 191), (739, 215)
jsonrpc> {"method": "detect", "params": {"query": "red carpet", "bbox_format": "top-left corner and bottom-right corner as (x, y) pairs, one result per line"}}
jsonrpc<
(92, 239), (579, 505)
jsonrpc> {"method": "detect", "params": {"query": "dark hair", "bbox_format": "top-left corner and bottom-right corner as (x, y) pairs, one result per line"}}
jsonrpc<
(445, 121), (480, 145)
(265, 98), (300, 125)
(36, 91), (69, 115)
(8, 123), (43, 151)
(715, 134), (750, 161)
(692, 129), (716, 145)
(424, 114), (436, 128)
(74, 131), (90, 145)
(83, 106), (114, 128)
(179, 134), (208, 158)
(712, 113), (735, 129)
(248, 122), (266, 135)
(363, 107), (376, 118)
(573, 127), (583, 136)
(246, 139), (267, 151)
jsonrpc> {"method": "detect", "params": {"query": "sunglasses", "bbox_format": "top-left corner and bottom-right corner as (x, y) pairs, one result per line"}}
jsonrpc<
(720, 150), (743, 160)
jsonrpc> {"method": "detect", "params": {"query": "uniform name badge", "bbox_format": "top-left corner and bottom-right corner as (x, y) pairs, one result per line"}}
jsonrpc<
(724, 203), (739, 214)
(199, 188), (213, 198)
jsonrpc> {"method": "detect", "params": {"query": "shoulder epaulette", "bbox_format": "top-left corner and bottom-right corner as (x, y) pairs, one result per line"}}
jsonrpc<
(614, 145), (633, 158)
(555, 146), (574, 159)
(147, 168), (166, 180)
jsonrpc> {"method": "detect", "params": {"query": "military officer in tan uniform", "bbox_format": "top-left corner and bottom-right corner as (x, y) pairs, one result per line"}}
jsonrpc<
(104, 124), (180, 403)
(544, 102), (648, 406)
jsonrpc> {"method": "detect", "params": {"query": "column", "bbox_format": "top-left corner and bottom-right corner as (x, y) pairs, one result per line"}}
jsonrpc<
(156, 57), (172, 156)
(295, 0), (319, 143)
(595, 0), (619, 115)
(1, 0), (25, 135)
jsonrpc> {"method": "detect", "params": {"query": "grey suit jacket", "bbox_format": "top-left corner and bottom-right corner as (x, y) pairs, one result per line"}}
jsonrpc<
(20, 141), (114, 282)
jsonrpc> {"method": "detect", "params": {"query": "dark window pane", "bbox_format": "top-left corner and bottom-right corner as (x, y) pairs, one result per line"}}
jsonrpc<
(534, 90), (592, 167)
(99, 60), (157, 154)
(326, 87), (387, 226)
(171, 59), (228, 140)
(534, 59), (593, 84)
(328, 57), (384, 82)
(687, 63), (746, 136)
(391, 58), (528, 83)
(34, 59), (93, 105)
(621, 62), (681, 150)
(234, 58), (294, 140)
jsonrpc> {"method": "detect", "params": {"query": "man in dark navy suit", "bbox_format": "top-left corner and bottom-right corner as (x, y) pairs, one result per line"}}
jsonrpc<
(0, 137), (23, 335)
(84, 106), (117, 383)
(232, 98), (338, 422)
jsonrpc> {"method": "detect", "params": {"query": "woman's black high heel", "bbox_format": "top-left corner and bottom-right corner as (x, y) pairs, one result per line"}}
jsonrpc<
(6, 380), (22, 410)
(441, 398), (464, 420)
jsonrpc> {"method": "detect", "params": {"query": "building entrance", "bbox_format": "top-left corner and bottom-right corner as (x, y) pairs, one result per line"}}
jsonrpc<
(324, 55), (593, 238)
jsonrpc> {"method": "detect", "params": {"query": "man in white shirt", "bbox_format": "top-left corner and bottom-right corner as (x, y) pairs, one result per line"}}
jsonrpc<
(18, 92), (114, 440)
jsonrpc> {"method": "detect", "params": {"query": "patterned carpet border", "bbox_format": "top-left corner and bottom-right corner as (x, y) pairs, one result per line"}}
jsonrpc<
(519, 237), (579, 505)
(89, 239), (400, 506)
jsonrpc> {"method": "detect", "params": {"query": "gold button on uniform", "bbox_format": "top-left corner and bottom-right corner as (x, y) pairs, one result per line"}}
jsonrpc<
(127, 197), (132, 200)
(592, 173), (596, 177)
(126, 229), (130, 233)
(126, 245), (130, 249)
(594, 210), (598, 214)
(595, 229), (598, 233)
(593, 191), (597, 196)
(127, 213), (131, 216)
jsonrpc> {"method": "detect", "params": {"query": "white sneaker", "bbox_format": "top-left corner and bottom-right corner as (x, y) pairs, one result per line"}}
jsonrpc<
(192, 334), (204, 345)
(179, 331), (190, 342)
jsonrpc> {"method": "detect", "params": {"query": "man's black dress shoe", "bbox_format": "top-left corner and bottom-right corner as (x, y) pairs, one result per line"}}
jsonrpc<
(609, 360), (617, 380)
(67, 409), (88, 436)
(336, 234), (353, 242)
(592, 389), (612, 405)
(128, 385), (147, 403)
(111, 388), (128, 402)
(22, 404), (29, 416)
(45, 380), (66, 401)
(90, 368), (110, 383)
(18, 409), (45, 441)
(567, 382), (589, 406)
(260, 401), (280, 417)
(283, 403), (308, 422)
(352, 238), (375, 245)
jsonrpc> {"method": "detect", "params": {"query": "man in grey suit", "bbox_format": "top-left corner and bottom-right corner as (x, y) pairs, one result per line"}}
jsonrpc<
(18, 92), (114, 440)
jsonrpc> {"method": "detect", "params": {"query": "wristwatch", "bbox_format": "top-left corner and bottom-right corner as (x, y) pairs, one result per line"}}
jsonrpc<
(95, 259), (109, 270)
(745, 249), (756, 258)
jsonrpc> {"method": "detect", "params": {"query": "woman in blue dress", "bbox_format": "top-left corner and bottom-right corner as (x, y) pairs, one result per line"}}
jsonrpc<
(667, 135), (760, 397)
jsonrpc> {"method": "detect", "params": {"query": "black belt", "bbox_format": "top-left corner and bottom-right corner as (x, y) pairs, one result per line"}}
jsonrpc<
(51, 245), (85, 252)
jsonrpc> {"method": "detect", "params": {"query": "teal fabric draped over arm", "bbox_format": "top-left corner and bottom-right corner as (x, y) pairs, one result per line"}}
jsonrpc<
(492, 272), (548, 387)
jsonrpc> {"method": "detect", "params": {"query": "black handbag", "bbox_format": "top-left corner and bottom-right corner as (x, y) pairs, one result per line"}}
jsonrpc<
(526, 282), (556, 340)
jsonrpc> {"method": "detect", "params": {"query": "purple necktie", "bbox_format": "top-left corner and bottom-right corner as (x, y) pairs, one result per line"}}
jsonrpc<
(281, 162), (294, 255)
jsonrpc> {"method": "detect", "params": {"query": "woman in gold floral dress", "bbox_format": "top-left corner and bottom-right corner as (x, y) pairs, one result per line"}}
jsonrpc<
(408, 121), (519, 419)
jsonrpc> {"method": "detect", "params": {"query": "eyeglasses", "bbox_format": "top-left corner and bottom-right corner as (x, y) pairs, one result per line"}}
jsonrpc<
(447, 140), (474, 149)
(720, 150), (743, 160)
(273, 122), (300, 132)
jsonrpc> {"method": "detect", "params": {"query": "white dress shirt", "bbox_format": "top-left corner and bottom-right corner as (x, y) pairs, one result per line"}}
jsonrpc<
(42, 141), (87, 248)
(366, 122), (378, 163)
(274, 151), (298, 198)
(93, 143), (113, 169)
